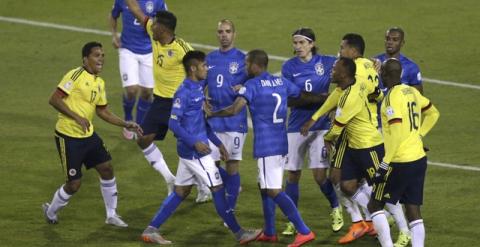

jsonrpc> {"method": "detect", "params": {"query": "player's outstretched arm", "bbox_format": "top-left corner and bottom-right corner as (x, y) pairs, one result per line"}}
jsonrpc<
(207, 97), (247, 117)
(310, 87), (342, 121)
(125, 0), (147, 25)
(419, 103), (439, 138)
(288, 92), (328, 107)
(96, 106), (143, 136)
(49, 88), (90, 133)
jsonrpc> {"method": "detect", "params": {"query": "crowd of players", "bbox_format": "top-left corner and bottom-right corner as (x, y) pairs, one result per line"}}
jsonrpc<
(41, 1), (440, 247)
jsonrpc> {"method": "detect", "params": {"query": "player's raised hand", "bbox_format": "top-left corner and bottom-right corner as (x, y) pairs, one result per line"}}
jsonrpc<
(218, 144), (229, 161)
(300, 119), (316, 136)
(194, 142), (211, 154)
(125, 121), (143, 137)
(75, 116), (90, 133)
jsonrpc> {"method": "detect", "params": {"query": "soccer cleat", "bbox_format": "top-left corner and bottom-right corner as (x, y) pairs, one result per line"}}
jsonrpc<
(122, 128), (136, 140)
(141, 226), (172, 244)
(282, 222), (297, 236)
(42, 203), (58, 224)
(330, 206), (344, 232)
(238, 229), (262, 245)
(105, 214), (128, 227)
(288, 231), (315, 247)
(256, 232), (279, 242)
(364, 221), (377, 236)
(195, 189), (212, 203)
(394, 230), (411, 247)
(337, 221), (368, 244)
(387, 215), (395, 227)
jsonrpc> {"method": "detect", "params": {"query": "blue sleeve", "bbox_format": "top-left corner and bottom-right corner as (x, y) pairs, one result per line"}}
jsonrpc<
(281, 62), (294, 81)
(409, 64), (422, 85)
(111, 0), (122, 18)
(206, 122), (222, 147)
(169, 92), (199, 147)
(238, 80), (255, 104)
(160, 0), (168, 10)
(285, 77), (301, 98)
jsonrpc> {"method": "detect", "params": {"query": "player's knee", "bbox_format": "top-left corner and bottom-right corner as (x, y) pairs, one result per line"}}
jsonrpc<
(266, 188), (281, 198)
(313, 169), (327, 185)
(405, 204), (422, 222)
(65, 180), (82, 194)
(124, 86), (138, 99)
(367, 199), (384, 214)
(329, 168), (341, 185)
(287, 170), (301, 183)
(175, 186), (192, 198)
(225, 161), (240, 175)
(136, 134), (153, 149)
(139, 88), (153, 101)
(340, 181), (357, 197)
(96, 162), (114, 180)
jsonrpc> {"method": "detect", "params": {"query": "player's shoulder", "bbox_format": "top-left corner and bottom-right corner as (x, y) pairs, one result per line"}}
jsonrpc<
(400, 54), (420, 69)
(374, 53), (387, 61)
(316, 54), (337, 64)
(231, 48), (246, 58)
(64, 67), (86, 82)
(174, 37), (193, 52)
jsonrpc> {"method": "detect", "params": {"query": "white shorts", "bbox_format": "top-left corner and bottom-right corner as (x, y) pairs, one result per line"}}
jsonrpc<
(118, 48), (154, 88)
(257, 155), (286, 189)
(285, 130), (329, 171)
(174, 155), (222, 188)
(209, 132), (246, 161)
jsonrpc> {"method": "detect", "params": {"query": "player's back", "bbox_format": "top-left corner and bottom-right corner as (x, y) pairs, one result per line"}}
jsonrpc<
(206, 48), (248, 133)
(381, 84), (428, 162)
(354, 57), (380, 127)
(239, 72), (300, 158)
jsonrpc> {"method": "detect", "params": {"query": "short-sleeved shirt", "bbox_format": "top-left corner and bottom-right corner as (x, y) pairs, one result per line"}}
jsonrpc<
(282, 54), (336, 132)
(206, 48), (248, 133)
(381, 84), (431, 162)
(145, 19), (193, 98)
(375, 53), (422, 88)
(239, 72), (301, 158)
(55, 67), (107, 138)
(111, 0), (167, 54)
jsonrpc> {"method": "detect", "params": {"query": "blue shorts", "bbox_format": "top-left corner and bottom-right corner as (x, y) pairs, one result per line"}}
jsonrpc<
(54, 131), (111, 181)
(372, 156), (427, 206)
(141, 95), (173, 140)
(341, 144), (385, 185)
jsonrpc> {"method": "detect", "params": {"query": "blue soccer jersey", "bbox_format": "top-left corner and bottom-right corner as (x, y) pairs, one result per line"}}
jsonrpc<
(239, 72), (301, 158)
(111, 0), (167, 54)
(282, 54), (336, 132)
(169, 79), (221, 159)
(206, 48), (248, 133)
(375, 53), (422, 89)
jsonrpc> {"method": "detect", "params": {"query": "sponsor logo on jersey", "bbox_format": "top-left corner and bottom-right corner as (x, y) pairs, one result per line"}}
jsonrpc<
(238, 86), (246, 95)
(293, 73), (302, 77)
(64, 81), (73, 90)
(386, 106), (395, 117)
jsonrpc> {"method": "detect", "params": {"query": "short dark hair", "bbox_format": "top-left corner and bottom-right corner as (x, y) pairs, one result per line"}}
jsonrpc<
(292, 27), (317, 55)
(342, 33), (365, 55)
(247, 49), (269, 68)
(338, 57), (356, 78)
(182, 50), (206, 73)
(386, 27), (405, 40)
(155, 10), (177, 31)
(383, 58), (402, 79)
(82, 41), (102, 58)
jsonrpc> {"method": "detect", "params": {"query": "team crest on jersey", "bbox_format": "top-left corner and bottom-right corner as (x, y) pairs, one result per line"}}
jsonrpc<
(145, 1), (154, 14)
(69, 169), (77, 176)
(64, 80), (73, 90)
(314, 62), (324, 76)
(173, 98), (181, 108)
(386, 106), (395, 117)
(168, 50), (174, 57)
(229, 62), (239, 74)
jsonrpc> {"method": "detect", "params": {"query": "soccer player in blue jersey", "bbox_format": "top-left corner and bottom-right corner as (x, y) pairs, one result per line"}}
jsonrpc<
(140, 50), (261, 244)
(208, 50), (324, 247)
(205, 19), (248, 212)
(109, 0), (167, 139)
(281, 27), (343, 235)
(375, 27), (423, 93)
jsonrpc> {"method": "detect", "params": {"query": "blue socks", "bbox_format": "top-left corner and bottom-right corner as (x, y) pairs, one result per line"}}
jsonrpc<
(225, 173), (240, 211)
(149, 192), (184, 228)
(319, 179), (339, 208)
(122, 95), (135, 122)
(285, 181), (299, 207)
(212, 188), (241, 233)
(136, 97), (151, 125)
(261, 192), (276, 236)
(273, 192), (310, 235)
(218, 166), (228, 183)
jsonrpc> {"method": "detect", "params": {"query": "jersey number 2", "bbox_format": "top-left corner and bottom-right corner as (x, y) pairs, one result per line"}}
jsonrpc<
(272, 93), (284, 123)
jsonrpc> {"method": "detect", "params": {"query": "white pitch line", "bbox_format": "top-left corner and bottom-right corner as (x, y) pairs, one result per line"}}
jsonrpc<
(1, 16), (479, 171)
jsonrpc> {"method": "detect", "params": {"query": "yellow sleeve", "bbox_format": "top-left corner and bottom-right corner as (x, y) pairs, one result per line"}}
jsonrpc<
(324, 89), (360, 141)
(383, 121), (402, 164)
(145, 19), (153, 38)
(97, 80), (108, 106)
(57, 68), (80, 95)
(311, 87), (341, 121)
(419, 103), (439, 137)
(324, 122), (344, 142)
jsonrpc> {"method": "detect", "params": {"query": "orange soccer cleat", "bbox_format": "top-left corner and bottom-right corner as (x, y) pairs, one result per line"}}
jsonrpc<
(288, 231), (315, 247)
(256, 232), (279, 242)
(338, 221), (369, 244)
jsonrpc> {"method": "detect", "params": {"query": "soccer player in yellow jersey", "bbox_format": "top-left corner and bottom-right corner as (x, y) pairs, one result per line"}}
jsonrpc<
(125, 0), (203, 198)
(367, 59), (439, 247)
(42, 42), (142, 227)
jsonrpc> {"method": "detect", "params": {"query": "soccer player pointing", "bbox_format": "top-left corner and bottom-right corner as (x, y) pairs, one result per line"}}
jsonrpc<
(43, 42), (142, 227)
(367, 58), (439, 247)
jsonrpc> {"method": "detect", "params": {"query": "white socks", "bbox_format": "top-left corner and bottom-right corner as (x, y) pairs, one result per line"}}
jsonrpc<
(100, 177), (118, 218)
(143, 143), (175, 183)
(47, 186), (72, 218)
(386, 202), (409, 232)
(351, 185), (372, 220)
(409, 219), (425, 247)
(334, 183), (363, 222)
(371, 210), (393, 247)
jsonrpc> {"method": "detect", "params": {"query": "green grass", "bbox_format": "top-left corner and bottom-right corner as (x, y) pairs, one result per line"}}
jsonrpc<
(0, 0), (479, 246)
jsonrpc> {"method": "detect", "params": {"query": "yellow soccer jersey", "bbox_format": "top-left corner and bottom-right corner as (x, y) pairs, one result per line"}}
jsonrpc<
(146, 19), (193, 98)
(381, 84), (433, 163)
(355, 57), (381, 127)
(324, 83), (383, 149)
(55, 67), (107, 138)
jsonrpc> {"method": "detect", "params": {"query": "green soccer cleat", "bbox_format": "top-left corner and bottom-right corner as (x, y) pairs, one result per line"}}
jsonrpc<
(282, 222), (297, 236)
(394, 230), (411, 247)
(330, 206), (344, 232)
